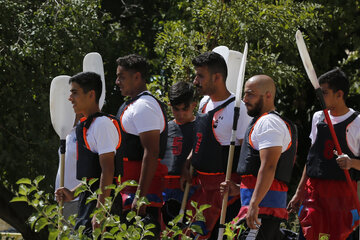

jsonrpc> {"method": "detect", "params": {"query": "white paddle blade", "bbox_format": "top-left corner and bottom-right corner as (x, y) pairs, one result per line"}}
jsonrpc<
(213, 46), (230, 64)
(234, 43), (248, 107)
(49, 75), (76, 139)
(83, 52), (106, 110)
(227, 50), (243, 94)
(295, 30), (320, 89)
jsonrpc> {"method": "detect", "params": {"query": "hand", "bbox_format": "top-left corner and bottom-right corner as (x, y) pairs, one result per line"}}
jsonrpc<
(132, 197), (147, 216)
(287, 190), (305, 214)
(92, 213), (100, 230)
(55, 187), (74, 203)
(334, 151), (352, 170)
(246, 203), (261, 229)
(220, 180), (239, 197)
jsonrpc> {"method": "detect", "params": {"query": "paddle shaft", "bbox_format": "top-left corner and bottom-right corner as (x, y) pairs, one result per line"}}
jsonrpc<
(58, 140), (66, 238)
(179, 165), (194, 222)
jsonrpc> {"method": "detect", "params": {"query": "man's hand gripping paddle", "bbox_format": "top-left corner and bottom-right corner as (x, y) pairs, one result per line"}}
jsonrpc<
(296, 30), (360, 213)
(217, 43), (248, 240)
(49, 75), (76, 232)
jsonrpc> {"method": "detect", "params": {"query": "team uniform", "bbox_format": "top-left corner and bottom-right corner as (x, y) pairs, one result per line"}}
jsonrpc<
(116, 91), (168, 216)
(189, 95), (252, 238)
(298, 109), (360, 240)
(75, 113), (123, 235)
(236, 111), (297, 239)
(161, 119), (197, 224)
(55, 127), (81, 219)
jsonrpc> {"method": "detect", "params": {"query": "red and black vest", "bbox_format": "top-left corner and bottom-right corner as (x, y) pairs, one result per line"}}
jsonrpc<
(191, 97), (241, 174)
(237, 111), (297, 184)
(116, 92), (168, 161)
(161, 120), (195, 175)
(76, 112), (122, 180)
(306, 111), (360, 180)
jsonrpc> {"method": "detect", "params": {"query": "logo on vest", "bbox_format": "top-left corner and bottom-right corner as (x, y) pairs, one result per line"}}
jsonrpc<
(319, 233), (330, 240)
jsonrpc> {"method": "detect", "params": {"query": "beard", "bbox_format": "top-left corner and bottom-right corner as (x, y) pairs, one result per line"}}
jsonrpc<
(246, 96), (264, 117)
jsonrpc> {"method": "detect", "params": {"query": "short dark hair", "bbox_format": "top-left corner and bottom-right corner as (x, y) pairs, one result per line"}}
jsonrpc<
(116, 54), (149, 82)
(192, 51), (227, 81)
(169, 81), (195, 107)
(69, 72), (102, 103)
(319, 67), (349, 100)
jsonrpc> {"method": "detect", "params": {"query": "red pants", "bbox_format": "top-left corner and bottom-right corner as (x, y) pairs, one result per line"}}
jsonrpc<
(299, 178), (360, 240)
(186, 173), (241, 239)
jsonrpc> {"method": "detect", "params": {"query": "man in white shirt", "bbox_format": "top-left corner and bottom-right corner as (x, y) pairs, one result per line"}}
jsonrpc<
(115, 54), (168, 238)
(55, 72), (122, 236)
(181, 51), (252, 239)
(288, 68), (360, 240)
(221, 75), (297, 240)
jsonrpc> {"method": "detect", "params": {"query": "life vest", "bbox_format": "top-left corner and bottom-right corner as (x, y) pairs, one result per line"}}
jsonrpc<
(236, 111), (297, 220)
(237, 111), (297, 184)
(76, 112), (122, 180)
(116, 92), (168, 161)
(191, 97), (241, 173)
(306, 111), (360, 180)
(161, 120), (195, 175)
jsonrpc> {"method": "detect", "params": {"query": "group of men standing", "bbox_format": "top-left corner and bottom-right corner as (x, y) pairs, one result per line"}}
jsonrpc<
(55, 51), (360, 240)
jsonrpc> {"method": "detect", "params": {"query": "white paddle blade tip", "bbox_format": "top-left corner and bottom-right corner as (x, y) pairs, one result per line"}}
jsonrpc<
(83, 52), (106, 110)
(213, 46), (230, 64)
(50, 75), (76, 139)
(295, 30), (320, 89)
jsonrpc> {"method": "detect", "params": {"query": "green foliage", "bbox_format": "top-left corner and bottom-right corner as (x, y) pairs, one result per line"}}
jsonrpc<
(11, 176), (212, 239)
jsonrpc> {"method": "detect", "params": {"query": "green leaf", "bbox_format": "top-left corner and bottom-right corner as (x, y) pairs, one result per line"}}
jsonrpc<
(34, 175), (45, 186)
(198, 204), (211, 212)
(10, 196), (28, 203)
(126, 211), (136, 222)
(34, 217), (49, 232)
(16, 178), (31, 185)
(190, 224), (203, 235)
(88, 178), (98, 186)
(190, 200), (198, 209)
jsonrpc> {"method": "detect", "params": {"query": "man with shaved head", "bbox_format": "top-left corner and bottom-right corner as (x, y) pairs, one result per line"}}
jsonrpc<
(221, 75), (297, 239)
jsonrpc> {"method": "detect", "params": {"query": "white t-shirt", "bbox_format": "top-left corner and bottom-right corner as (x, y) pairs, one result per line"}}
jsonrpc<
(55, 127), (81, 200)
(309, 108), (360, 156)
(121, 91), (166, 135)
(85, 116), (119, 154)
(199, 95), (252, 145)
(250, 113), (291, 152)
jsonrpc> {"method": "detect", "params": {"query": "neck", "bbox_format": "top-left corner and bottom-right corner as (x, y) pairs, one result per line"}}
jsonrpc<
(130, 85), (147, 99)
(209, 89), (231, 102)
(329, 103), (349, 116)
(84, 105), (101, 118)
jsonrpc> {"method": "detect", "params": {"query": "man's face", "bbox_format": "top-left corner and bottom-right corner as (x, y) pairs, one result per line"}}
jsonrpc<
(243, 82), (264, 117)
(171, 102), (196, 125)
(193, 66), (216, 96)
(320, 83), (339, 110)
(115, 66), (136, 97)
(68, 82), (91, 114)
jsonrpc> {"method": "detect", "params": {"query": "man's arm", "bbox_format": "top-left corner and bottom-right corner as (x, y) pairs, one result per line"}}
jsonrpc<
(246, 146), (282, 229)
(287, 165), (308, 213)
(92, 152), (115, 229)
(133, 130), (160, 215)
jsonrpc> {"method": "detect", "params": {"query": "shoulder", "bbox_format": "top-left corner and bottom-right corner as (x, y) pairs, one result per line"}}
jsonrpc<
(312, 110), (323, 123)
(199, 96), (210, 107)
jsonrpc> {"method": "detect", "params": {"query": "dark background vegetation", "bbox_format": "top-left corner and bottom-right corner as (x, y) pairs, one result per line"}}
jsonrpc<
(0, 0), (359, 238)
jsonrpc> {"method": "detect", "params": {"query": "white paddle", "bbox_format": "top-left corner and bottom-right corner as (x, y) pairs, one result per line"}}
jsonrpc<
(83, 52), (106, 110)
(49, 75), (75, 232)
(213, 46), (243, 94)
(218, 43), (248, 240)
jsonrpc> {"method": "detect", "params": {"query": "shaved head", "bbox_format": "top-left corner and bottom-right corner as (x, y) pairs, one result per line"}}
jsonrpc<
(243, 75), (276, 116)
(246, 75), (276, 98)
